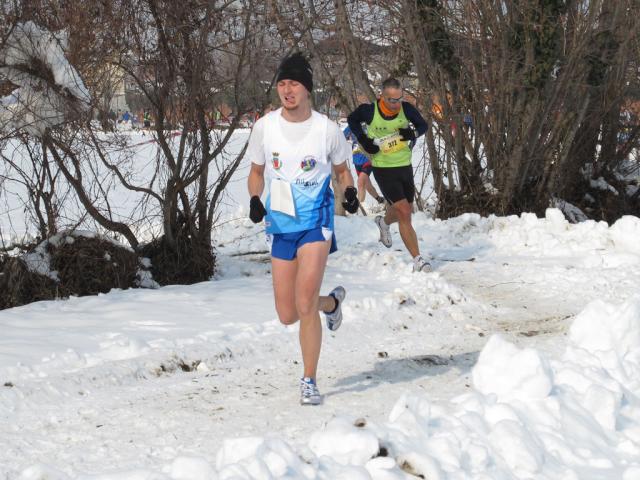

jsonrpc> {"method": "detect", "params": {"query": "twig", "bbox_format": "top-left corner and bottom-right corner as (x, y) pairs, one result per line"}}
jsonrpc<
(230, 250), (269, 257)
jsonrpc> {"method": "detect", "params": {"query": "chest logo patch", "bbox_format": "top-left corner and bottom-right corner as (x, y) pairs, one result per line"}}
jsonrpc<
(271, 152), (282, 170)
(300, 156), (317, 172)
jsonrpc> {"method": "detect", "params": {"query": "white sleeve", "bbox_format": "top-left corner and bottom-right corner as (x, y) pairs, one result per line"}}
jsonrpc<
(327, 120), (351, 166)
(246, 118), (266, 165)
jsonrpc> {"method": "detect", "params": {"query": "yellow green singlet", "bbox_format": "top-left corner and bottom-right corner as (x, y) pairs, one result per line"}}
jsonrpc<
(367, 102), (412, 168)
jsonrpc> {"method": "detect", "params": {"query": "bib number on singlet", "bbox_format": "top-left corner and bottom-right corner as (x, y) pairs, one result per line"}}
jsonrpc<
(375, 133), (406, 154)
(270, 178), (296, 217)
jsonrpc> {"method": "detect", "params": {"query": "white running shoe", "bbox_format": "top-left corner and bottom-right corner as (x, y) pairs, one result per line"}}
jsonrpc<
(375, 215), (392, 248)
(413, 255), (432, 273)
(324, 286), (346, 331)
(300, 377), (322, 405)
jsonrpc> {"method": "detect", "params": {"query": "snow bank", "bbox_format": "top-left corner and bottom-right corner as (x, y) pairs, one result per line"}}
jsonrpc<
(212, 297), (640, 480)
(17, 296), (639, 479)
(386, 297), (640, 479)
(429, 208), (640, 262)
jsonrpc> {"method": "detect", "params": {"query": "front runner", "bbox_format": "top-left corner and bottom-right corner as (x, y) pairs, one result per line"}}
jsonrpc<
(246, 52), (359, 405)
(347, 77), (430, 272)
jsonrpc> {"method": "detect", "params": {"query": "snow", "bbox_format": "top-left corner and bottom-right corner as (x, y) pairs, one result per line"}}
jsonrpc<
(590, 177), (619, 196)
(0, 22), (90, 136)
(21, 230), (135, 282)
(2, 209), (640, 479)
(550, 198), (588, 223)
(472, 334), (554, 401)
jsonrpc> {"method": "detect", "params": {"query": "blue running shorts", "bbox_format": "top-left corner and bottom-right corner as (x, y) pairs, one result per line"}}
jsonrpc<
(271, 227), (337, 260)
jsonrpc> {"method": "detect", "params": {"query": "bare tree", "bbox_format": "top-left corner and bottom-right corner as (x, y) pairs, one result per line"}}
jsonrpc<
(0, 0), (278, 284)
(398, 0), (640, 219)
(0, 135), (64, 242)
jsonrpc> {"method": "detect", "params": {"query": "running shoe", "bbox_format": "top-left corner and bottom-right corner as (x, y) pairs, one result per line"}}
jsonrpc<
(413, 255), (432, 273)
(324, 286), (346, 331)
(300, 377), (322, 405)
(375, 215), (392, 248)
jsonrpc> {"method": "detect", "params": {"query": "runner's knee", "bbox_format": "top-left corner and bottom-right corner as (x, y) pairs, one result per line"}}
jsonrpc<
(276, 306), (298, 325)
(295, 297), (319, 318)
(395, 202), (412, 221)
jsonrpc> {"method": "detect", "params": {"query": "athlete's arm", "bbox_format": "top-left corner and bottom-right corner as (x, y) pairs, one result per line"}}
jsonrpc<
(331, 123), (359, 213)
(403, 102), (428, 137)
(246, 117), (266, 198)
(346, 103), (374, 139)
(247, 162), (267, 223)
(248, 163), (265, 198)
(335, 161), (359, 213)
(334, 161), (354, 190)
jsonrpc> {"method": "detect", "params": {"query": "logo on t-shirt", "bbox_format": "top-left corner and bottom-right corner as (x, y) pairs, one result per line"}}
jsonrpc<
(300, 155), (317, 172)
(271, 152), (282, 170)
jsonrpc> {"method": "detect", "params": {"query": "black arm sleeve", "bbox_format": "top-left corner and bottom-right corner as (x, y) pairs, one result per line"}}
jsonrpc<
(402, 102), (428, 137)
(347, 103), (375, 138)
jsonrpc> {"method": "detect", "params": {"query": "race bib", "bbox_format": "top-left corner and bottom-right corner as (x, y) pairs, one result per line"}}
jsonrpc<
(376, 133), (406, 154)
(270, 178), (296, 217)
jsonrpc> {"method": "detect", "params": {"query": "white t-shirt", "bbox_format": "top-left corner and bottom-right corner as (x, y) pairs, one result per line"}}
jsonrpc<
(247, 111), (350, 167)
(247, 109), (351, 234)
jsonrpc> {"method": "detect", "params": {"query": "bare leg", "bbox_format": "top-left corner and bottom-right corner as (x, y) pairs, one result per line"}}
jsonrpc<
(271, 240), (339, 379)
(294, 239), (332, 379)
(271, 257), (299, 325)
(357, 173), (367, 203)
(363, 174), (381, 199)
(384, 203), (399, 225)
(272, 254), (336, 325)
(386, 199), (420, 258)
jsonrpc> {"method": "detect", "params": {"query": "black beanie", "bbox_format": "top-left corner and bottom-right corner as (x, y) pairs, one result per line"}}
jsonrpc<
(276, 52), (313, 92)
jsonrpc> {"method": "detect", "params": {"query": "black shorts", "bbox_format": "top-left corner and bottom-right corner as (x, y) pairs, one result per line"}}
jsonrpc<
(355, 161), (373, 176)
(372, 165), (415, 204)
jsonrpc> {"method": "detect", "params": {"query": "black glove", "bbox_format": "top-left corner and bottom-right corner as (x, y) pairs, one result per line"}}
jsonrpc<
(342, 186), (359, 214)
(249, 195), (266, 223)
(357, 134), (379, 155)
(398, 127), (416, 143)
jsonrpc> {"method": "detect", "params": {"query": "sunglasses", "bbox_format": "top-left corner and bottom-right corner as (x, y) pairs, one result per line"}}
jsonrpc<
(384, 95), (403, 104)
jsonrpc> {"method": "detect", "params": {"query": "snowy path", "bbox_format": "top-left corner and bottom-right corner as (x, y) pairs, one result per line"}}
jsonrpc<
(2, 211), (640, 478)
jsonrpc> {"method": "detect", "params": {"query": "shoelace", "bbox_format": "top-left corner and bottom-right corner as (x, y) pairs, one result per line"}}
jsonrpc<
(414, 257), (431, 271)
(301, 380), (319, 397)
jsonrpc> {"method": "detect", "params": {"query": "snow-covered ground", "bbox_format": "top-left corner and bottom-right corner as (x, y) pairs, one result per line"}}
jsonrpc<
(3, 208), (640, 479)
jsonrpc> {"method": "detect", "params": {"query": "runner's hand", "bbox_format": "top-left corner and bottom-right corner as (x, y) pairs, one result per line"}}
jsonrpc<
(342, 186), (359, 214)
(399, 127), (415, 143)
(357, 134), (379, 155)
(249, 196), (267, 223)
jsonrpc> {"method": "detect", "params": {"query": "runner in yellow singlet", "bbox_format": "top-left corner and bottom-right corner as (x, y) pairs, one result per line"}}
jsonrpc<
(346, 77), (430, 272)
